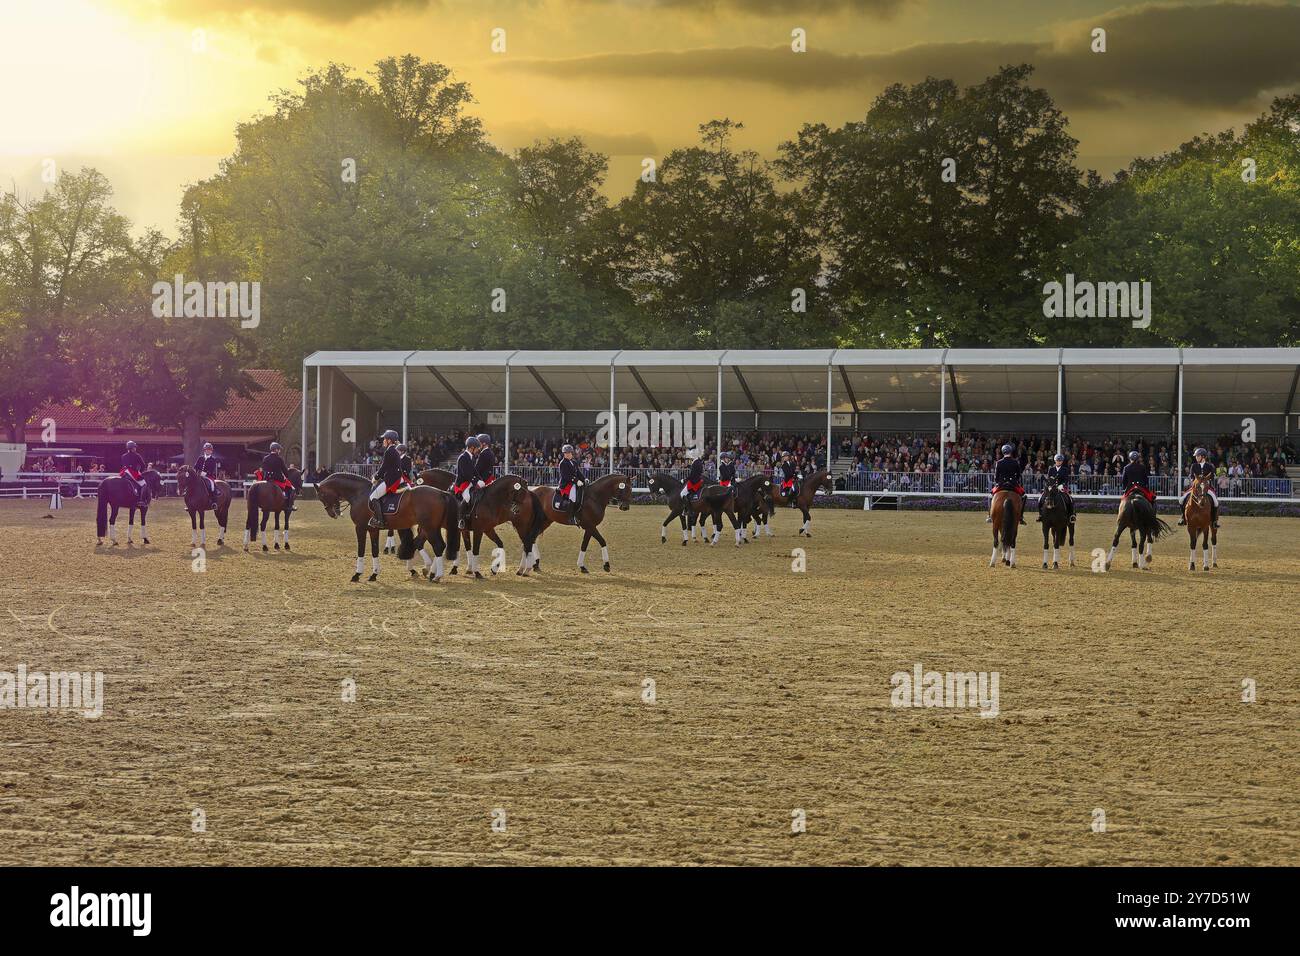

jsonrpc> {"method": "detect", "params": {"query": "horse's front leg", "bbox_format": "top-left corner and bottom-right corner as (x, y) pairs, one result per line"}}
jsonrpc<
(799, 506), (811, 537)
(368, 528), (380, 580)
(139, 506), (150, 545)
(589, 527), (610, 572)
(108, 504), (120, 545)
(282, 509), (290, 550)
(351, 524), (365, 582)
(189, 509), (198, 548)
(578, 530), (592, 573)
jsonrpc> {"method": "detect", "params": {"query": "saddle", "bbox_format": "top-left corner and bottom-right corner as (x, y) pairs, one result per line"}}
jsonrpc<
(380, 491), (405, 515)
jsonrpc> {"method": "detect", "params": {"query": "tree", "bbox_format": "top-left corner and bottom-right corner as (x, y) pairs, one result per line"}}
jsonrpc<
(613, 119), (825, 348)
(0, 169), (137, 441)
(778, 65), (1085, 347)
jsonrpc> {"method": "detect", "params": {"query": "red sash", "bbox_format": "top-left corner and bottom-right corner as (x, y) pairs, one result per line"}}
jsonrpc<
(453, 481), (472, 495)
(559, 482), (574, 495)
(718, 480), (731, 487)
(120, 468), (142, 481)
(1123, 485), (1156, 503)
(685, 479), (703, 493)
(780, 479), (795, 490)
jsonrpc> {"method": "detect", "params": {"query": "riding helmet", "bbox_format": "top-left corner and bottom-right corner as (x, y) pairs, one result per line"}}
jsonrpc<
(203, 442), (214, 451)
(465, 435), (480, 449)
(562, 443), (575, 454)
(1194, 447), (1208, 458)
(477, 433), (491, 445)
(270, 442), (282, 453)
(1000, 443), (1014, 455)
(125, 440), (137, 450)
(382, 429), (400, 442)
(1053, 452), (1065, 463)
(396, 444), (407, 455)
(1129, 450), (1140, 461)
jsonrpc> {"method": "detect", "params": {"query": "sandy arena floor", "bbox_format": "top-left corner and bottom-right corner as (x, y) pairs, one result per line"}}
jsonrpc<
(0, 496), (1295, 865)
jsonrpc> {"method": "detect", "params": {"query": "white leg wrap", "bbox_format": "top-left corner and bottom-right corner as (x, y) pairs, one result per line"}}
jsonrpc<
(989, 546), (998, 566)
(420, 549), (433, 567)
(356, 557), (365, 574)
(601, 546), (609, 563)
(1052, 547), (1059, 564)
(201, 528), (206, 545)
(243, 530), (250, 547)
(434, 555), (444, 578)
(681, 529), (688, 542)
(371, 555), (381, 574)
(1008, 548), (1016, 567)
(577, 550), (586, 568)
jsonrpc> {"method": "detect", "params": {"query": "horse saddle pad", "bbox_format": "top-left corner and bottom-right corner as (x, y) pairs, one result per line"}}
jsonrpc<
(381, 492), (405, 514)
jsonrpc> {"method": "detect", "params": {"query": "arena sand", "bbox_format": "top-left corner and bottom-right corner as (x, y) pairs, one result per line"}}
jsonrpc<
(0, 498), (1295, 866)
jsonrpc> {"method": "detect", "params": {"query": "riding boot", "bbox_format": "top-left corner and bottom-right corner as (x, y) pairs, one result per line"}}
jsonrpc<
(1211, 503), (1219, 528)
(1019, 494), (1028, 524)
(369, 499), (384, 529)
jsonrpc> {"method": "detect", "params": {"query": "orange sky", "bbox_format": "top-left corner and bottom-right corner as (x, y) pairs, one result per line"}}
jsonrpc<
(2, 0), (1295, 234)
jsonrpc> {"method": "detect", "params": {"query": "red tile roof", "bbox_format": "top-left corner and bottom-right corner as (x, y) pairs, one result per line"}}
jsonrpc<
(27, 370), (298, 439)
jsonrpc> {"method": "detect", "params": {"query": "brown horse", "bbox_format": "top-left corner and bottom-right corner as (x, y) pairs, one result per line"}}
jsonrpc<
(516, 473), (633, 573)
(455, 475), (533, 578)
(243, 466), (303, 552)
(646, 472), (742, 546)
(988, 487), (1023, 567)
(734, 474), (774, 541)
(176, 465), (233, 548)
(315, 472), (459, 582)
(767, 468), (834, 536)
(1184, 474), (1218, 571)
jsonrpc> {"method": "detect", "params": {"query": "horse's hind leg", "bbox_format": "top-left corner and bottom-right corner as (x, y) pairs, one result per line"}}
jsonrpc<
(1210, 526), (1218, 568)
(468, 530), (485, 578)
(260, 508), (270, 551)
(1067, 520), (1074, 566)
(1187, 527), (1197, 570)
(486, 529), (505, 575)
(990, 525), (1000, 568)
(1042, 523), (1051, 569)
(799, 506), (811, 537)
(282, 510), (291, 550)
(368, 528), (380, 580)
(108, 504), (120, 545)
(126, 507), (135, 544)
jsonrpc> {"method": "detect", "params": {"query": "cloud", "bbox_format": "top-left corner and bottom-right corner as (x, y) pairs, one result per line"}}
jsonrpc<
(490, 121), (658, 155)
(146, 0), (434, 23)
(499, 3), (1300, 111)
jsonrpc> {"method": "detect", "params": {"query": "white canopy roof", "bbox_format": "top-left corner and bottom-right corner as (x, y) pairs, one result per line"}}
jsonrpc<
(303, 348), (1300, 416)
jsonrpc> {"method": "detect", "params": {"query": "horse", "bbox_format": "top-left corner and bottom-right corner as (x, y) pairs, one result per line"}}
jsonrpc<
(733, 474), (774, 540)
(456, 475), (533, 578)
(1184, 474), (1218, 571)
(314, 472), (459, 582)
(1106, 486), (1172, 571)
(1038, 478), (1075, 570)
(94, 470), (163, 546)
(989, 486), (1023, 567)
(175, 465), (233, 548)
(243, 466), (303, 552)
(647, 473), (742, 546)
(518, 473), (633, 573)
(767, 468), (834, 536)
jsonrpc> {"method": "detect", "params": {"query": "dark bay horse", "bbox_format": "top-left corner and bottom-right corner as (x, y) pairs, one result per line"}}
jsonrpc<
(1038, 478), (1075, 569)
(521, 473), (633, 573)
(95, 470), (162, 546)
(647, 473), (742, 545)
(457, 475), (532, 578)
(767, 468), (834, 536)
(989, 487), (1023, 567)
(243, 466), (303, 552)
(1184, 474), (1218, 571)
(1106, 487), (1171, 571)
(733, 474), (774, 541)
(176, 465), (232, 548)
(315, 473), (459, 582)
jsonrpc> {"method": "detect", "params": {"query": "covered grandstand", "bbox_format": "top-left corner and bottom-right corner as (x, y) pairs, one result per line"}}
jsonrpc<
(301, 348), (1300, 502)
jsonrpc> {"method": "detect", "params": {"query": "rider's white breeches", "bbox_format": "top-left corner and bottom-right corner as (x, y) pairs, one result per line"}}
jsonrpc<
(569, 486), (579, 502)
(369, 483), (387, 502)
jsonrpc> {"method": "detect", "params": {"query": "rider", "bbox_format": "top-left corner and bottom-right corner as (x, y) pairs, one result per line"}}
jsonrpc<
(396, 444), (415, 488)
(682, 449), (705, 508)
(989, 443), (1027, 525)
(367, 429), (404, 529)
(717, 451), (736, 487)
(259, 442), (296, 513)
(777, 451), (799, 504)
(1178, 446), (1219, 528)
(1120, 450), (1155, 507)
(466, 433), (497, 526)
(193, 442), (220, 508)
(557, 443), (583, 524)
(1036, 452), (1075, 524)
(451, 435), (480, 530)
(119, 440), (149, 504)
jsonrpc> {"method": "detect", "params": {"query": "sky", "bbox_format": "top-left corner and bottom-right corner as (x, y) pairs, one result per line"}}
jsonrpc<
(2, 0), (1297, 234)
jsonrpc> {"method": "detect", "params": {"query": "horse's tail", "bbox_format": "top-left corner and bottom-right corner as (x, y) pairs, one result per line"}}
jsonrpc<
(444, 493), (461, 561)
(396, 528), (416, 561)
(96, 484), (110, 537)
(1134, 497), (1173, 540)
(245, 486), (259, 532)
(1000, 491), (1017, 545)
(526, 490), (546, 543)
